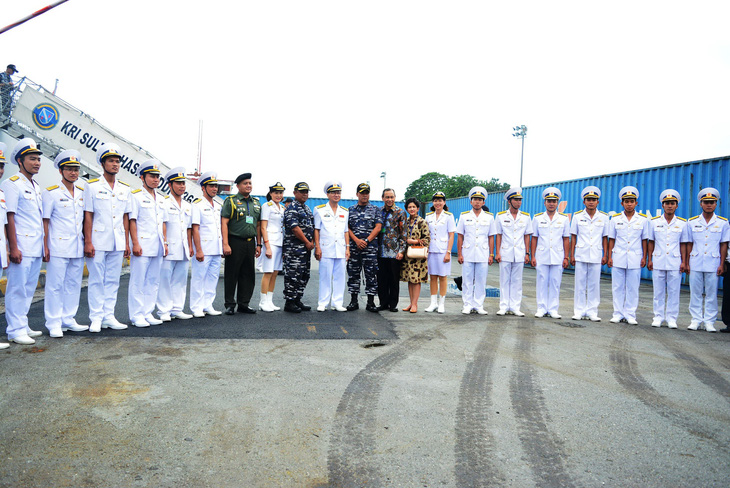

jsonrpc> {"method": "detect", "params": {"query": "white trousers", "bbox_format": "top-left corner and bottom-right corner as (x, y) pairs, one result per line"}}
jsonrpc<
(190, 255), (221, 313)
(499, 261), (524, 312)
(652, 270), (681, 323)
(689, 270), (718, 324)
(574, 261), (601, 317)
(462, 261), (488, 310)
(44, 256), (84, 332)
(536, 264), (563, 315)
(128, 255), (164, 322)
(157, 260), (190, 315)
(611, 267), (641, 320)
(318, 257), (346, 307)
(5, 257), (42, 339)
(87, 251), (125, 322)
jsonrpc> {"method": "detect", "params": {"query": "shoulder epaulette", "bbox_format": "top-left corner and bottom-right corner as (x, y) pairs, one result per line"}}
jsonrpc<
(497, 210), (507, 215)
(718, 216), (728, 221)
(9, 175), (19, 182)
(193, 198), (202, 204)
(558, 212), (567, 216)
(131, 189), (142, 194)
(444, 211), (452, 215)
(339, 205), (348, 211)
(252, 196), (260, 203)
(574, 209), (583, 214)
(87, 178), (99, 183)
(426, 211), (434, 216)
(651, 215), (661, 220)
(520, 211), (530, 216)
(688, 215), (699, 221)
(118, 180), (130, 187)
(534, 212), (544, 217)
(638, 212), (647, 218)
(677, 217), (687, 222)
(164, 195), (170, 199)
(486, 212), (494, 216)
(266, 201), (274, 206)
(315, 204), (326, 209)
(461, 210), (470, 215)
(46, 185), (59, 191)
(599, 210), (608, 215)
(75, 185), (84, 191)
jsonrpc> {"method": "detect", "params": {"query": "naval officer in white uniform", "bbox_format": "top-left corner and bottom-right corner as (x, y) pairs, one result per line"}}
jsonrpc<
(570, 186), (609, 322)
(42, 150), (89, 337)
(424, 191), (456, 314)
(190, 171), (223, 317)
(456, 186), (496, 315)
(530, 187), (571, 319)
(128, 160), (168, 327)
(686, 188), (729, 332)
(606, 186), (649, 325)
(314, 181), (350, 311)
(0, 142), (10, 349)
(84, 143), (131, 333)
(156, 167), (194, 321)
(494, 187), (531, 316)
(647, 189), (689, 328)
(2, 139), (44, 345)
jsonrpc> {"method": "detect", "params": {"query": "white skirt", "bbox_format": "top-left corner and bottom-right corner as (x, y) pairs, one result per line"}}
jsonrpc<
(262, 244), (283, 272)
(427, 252), (452, 277)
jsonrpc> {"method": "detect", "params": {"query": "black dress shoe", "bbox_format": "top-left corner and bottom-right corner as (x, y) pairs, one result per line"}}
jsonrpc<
(378, 304), (389, 311)
(389, 306), (399, 312)
(720, 328), (730, 333)
(284, 300), (301, 313)
(237, 306), (257, 314)
(295, 300), (311, 311)
(225, 306), (236, 315)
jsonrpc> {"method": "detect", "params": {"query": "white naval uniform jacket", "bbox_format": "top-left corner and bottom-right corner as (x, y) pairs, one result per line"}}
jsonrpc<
(1, 174), (43, 257)
(570, 209), (609, 263)
(83, 177), (131, 252)
(0, 189), (8, 268)
(129, 189), (168, 257)
(42, 182), (85, 258)
(314, 203), (349, 259)
(608, 211), (649, 269)
(163, 196), (192, 261)
(648, 214), (689, 271)
(456, 209), (496, 262)
(495, 210), (532, 262)
(687, 214), (730, 273)
(192, 198), (223, 256)
(261, 200), (285, 247)
(425, 211), (456, 254)
(532, 212), (571, 265)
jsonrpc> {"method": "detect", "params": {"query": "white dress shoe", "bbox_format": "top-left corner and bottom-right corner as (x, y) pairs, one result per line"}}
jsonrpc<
(27, 329), (42, 338)
(204, 308), (222, 316)
(132, 320), (150, 328)
(267, 292), (281, 311)
(158, 313), (172, 322)
(462, 306), (472, 315)
(171, 312), (193, 320)
(145, 315), (163, 325)
(535, 311), (546, 318)
(549, 312), (562, 319)
(667, 321), (678, 329)
(496, 309), (507, 316)
(688, 321), (701, 330)
(0, 342), (9, 349)
(475, 307), (488, 315)
(705, 323), (717, 333)
(572, 315), (583, 321)
(627, 318), (638, 325)
(424, 296), (438, 313)
(609, 315), (622, 324)
(192, 311), (205, 318)
(513, 310), (525, 317)
(89, 320), (102, 333)
(331, 305), (347, 312)
(589, 315), (601, 322)
(102, 317), (128, 330)
(317, 305), (327, 312)
(10, 335), (35, 345)
(437, 296), (446, 314)
(62, 321), (89, 332)
(49, 329), (64, 338)
(651, 318), (662, 327)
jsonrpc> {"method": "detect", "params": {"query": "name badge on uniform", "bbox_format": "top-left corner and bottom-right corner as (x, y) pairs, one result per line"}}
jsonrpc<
(246, 216), (254, 224)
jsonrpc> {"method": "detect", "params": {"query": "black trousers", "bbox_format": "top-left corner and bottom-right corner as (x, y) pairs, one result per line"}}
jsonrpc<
(224, 236), (256, 308)
(722, 264), (729, 326)
(377, 257), (401, 308)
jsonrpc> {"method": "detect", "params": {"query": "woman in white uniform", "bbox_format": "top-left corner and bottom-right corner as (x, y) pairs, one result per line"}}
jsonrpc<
(424, 191), (455, 313)
(258, 182), (286, 312)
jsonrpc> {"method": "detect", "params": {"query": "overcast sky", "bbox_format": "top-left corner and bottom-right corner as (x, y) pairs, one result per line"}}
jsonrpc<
(2, 0), (729, 199)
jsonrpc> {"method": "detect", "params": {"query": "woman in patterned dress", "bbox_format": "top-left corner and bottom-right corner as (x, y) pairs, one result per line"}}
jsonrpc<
(397, 198), (430, 312)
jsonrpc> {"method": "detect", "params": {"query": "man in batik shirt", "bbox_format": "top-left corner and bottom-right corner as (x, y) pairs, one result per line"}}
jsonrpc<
(376, 188), (405, 312)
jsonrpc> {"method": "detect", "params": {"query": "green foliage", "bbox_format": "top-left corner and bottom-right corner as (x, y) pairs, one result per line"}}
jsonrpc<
(404, 172), (510, 201)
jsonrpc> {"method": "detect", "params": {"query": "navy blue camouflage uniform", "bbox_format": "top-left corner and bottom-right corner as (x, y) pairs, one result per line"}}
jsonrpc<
(347, 203), (383, 295)
(283, 200), (314, 301)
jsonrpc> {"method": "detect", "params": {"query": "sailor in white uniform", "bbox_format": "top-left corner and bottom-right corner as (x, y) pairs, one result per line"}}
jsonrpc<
(530, 187), (571, 319)
(258, 182), (286, 312)
(607, 186), (649, 325)
(686, 188), (729, 332)
(424, 191), (456, 314)
(314, 181), (350, 311)
(2, 138), (44, 345)
(647, 189), (689, 328)
(128, 160), (168, 327)
(570, 186), (609, 322)
(84, 143), (131, 333)
(494, 187), (531, 316)
(190, 171), (223, 317)
(42, 150), (89, 337)
(0, 143), (8, 349)
(456, 186), (496, 315)
(156, 167), (194, 321)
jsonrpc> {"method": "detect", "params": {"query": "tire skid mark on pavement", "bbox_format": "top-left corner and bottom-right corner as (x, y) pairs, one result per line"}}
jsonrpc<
(610, 325), (730, 450)
(510, 322), (577, 488)
(326, 332), (434, 488)
(652, 332), (730, 407)
(453, 325), (506, 487)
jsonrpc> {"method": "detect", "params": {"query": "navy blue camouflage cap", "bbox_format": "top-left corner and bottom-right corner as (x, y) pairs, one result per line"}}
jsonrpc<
(357, 183), (371, 193)
(294, 182), (310, 192)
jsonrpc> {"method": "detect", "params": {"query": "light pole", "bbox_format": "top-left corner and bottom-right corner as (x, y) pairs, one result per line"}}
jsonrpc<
(380, 171), (386, 191)
(512, 125), (527, 187)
